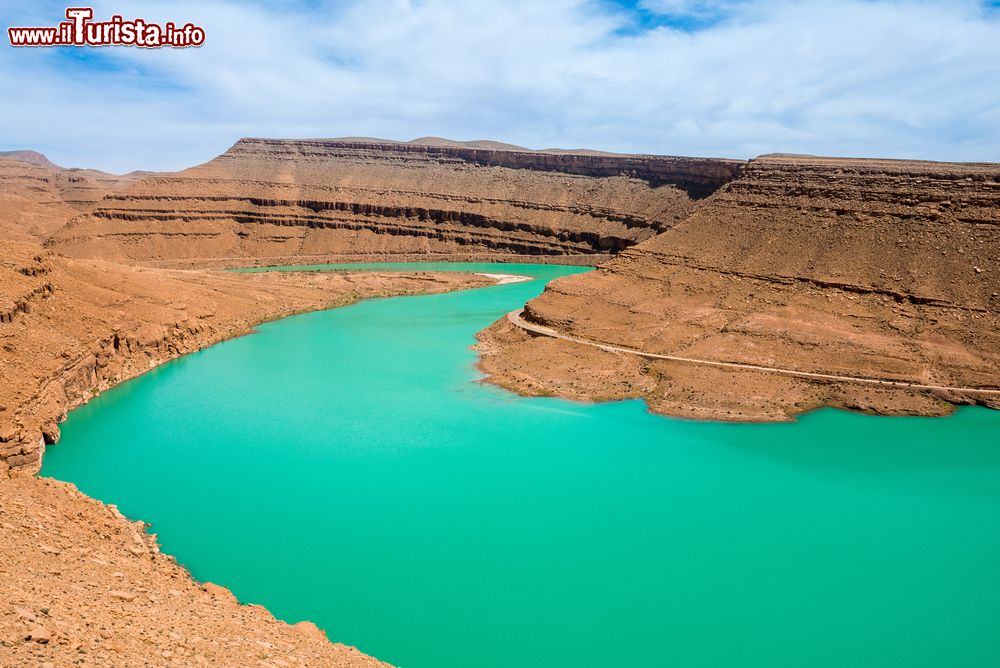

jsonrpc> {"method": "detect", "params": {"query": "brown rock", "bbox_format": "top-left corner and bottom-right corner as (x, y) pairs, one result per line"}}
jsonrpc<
(108, 590), (136, 602)
(481, 154), (1000, 421)
(0, 154), (141, 245)
(202, 582), (238, 603)
(48, 138), (739, 267)
(293, 621), (329, 642)
(25, 625), (51, 644)
(0, 476), (391, 667)
(13, 606), (36, 622)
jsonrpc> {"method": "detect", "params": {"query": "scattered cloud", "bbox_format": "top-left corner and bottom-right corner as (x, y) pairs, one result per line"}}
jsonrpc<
(638, 0), (745, 20)
(1, 0), (998, 172)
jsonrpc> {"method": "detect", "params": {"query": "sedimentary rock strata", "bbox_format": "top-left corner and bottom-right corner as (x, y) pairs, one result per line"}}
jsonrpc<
(4, 139), (1000, 667)
(0, 145), (504, 668)
(48, 138), (743, 266)
(0, 153), (142, 244)
(0, 238), (490, 475)
(0, 231), (486, 666)
(479, 156), (1000, 420)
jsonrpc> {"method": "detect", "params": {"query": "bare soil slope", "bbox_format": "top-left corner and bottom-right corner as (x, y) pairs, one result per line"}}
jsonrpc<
(1, 239), (488, 475)
(1, 235), (487, 667)
(0, 474), (391, 668)
(48, 138), (743, 266)
(478, 156), (1000, 420)
(0, 154), (142, 244)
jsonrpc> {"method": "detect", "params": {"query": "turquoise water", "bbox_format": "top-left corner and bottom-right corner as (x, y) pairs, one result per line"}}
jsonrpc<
(42, 263), (1000, 668)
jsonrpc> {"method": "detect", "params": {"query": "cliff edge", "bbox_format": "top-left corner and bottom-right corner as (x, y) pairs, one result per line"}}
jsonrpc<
(478, 155), (1000, 420)
(47, 138), (743, 266)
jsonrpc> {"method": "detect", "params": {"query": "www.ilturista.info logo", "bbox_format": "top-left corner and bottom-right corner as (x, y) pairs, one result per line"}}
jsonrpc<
(8, 7), (205, 48)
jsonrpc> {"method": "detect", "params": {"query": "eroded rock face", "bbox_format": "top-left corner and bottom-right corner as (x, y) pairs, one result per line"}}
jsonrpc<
(0, 151), (496, 668)
(0, 475), (391, 667)
(479, 155), (1000, 420)
(0, 239), (490, 474)
(0, 155), (143, 244)
(48, 138), (744, 266)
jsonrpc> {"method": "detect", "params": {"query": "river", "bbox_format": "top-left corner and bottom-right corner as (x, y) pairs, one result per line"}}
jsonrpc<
(41, 263), (1000, 667)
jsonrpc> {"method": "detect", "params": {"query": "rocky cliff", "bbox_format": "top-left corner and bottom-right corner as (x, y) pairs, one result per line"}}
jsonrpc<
(0, 151), (495, 667)
(0, 239), (490, 476)
(0, 154), (143, 244)
(479, 155), (1000, 420)
(0, 244), (484, 667)
(48, 138), (744, 266)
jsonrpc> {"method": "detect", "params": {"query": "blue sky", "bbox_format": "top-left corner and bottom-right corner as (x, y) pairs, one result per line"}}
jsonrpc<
(2, 0), (999, 172)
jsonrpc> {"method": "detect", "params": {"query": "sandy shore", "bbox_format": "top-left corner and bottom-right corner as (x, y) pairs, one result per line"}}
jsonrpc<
(476, 273), (534, 285)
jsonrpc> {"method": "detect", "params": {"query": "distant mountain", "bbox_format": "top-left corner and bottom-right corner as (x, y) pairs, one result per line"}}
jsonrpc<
(0, 151), (148, 244)
(0, 150), (61, 170)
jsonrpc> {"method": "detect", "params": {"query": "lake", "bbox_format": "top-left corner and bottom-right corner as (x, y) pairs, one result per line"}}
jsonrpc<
(42, 262), (1000, 667)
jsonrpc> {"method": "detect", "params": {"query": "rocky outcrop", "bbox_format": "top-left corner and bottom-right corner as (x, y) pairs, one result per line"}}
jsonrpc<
(0, 474), (392, 667)
(55, 167), (149, 209)
(48, 138), (744, 266)
(0, 281), (53, 324)
(479, 155), (1000, 420)
(231, 138), (744, 194)
(0, 239), (490, 475)
(0, 154), (142, 244)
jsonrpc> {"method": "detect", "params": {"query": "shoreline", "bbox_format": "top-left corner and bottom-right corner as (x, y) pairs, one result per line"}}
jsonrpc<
(128, 253), (609, 271)
(3, 267), (497, 476)
(505, 308), (1000, 396)
(1, 259), (501, 666)
(475, 273), (534, 285)
(474, 314), (1000, 424)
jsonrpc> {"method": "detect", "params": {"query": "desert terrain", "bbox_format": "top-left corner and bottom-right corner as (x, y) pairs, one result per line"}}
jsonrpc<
(40, 138), (998, 420)
(2, 140), (999, 666)
(477, 155), (1000, 420)
(48, 137), (742, 266)
(0, 149), (492, 666)
(0, 242), (484, 666)
(0, 151), (146, 245)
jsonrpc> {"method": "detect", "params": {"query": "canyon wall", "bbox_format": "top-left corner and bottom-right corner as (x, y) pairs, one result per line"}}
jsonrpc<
(0, 239), (489, 476)
(479, 155), (1000, 420)
(0, 153), (144, 244)
(48, 138), (744, 266)
(0, 237), (482, 666)
(0, 146), (498, 666)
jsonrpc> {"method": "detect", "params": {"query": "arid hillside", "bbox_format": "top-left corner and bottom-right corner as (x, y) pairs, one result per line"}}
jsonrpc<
(0, 239), (489, 476)
(0, 474), (393, 668)
(0, 153), (144, 245)
(479, 155), (1000, 420)
(0, 231), (488, 666)
(47, 138), (744, 266)
(4, 141), (1000, 666)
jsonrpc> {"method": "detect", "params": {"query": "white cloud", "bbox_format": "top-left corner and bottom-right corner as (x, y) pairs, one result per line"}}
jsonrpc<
(1, 0), (998, 172)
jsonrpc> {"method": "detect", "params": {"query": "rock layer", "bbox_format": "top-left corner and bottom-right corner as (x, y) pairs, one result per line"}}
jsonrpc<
(48, 138), (744, 266)
(1, 225), (486, 667)
(0, 154), (143, 244)
(0, 239), (490, 475)
(479, 155), (1000, 420)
